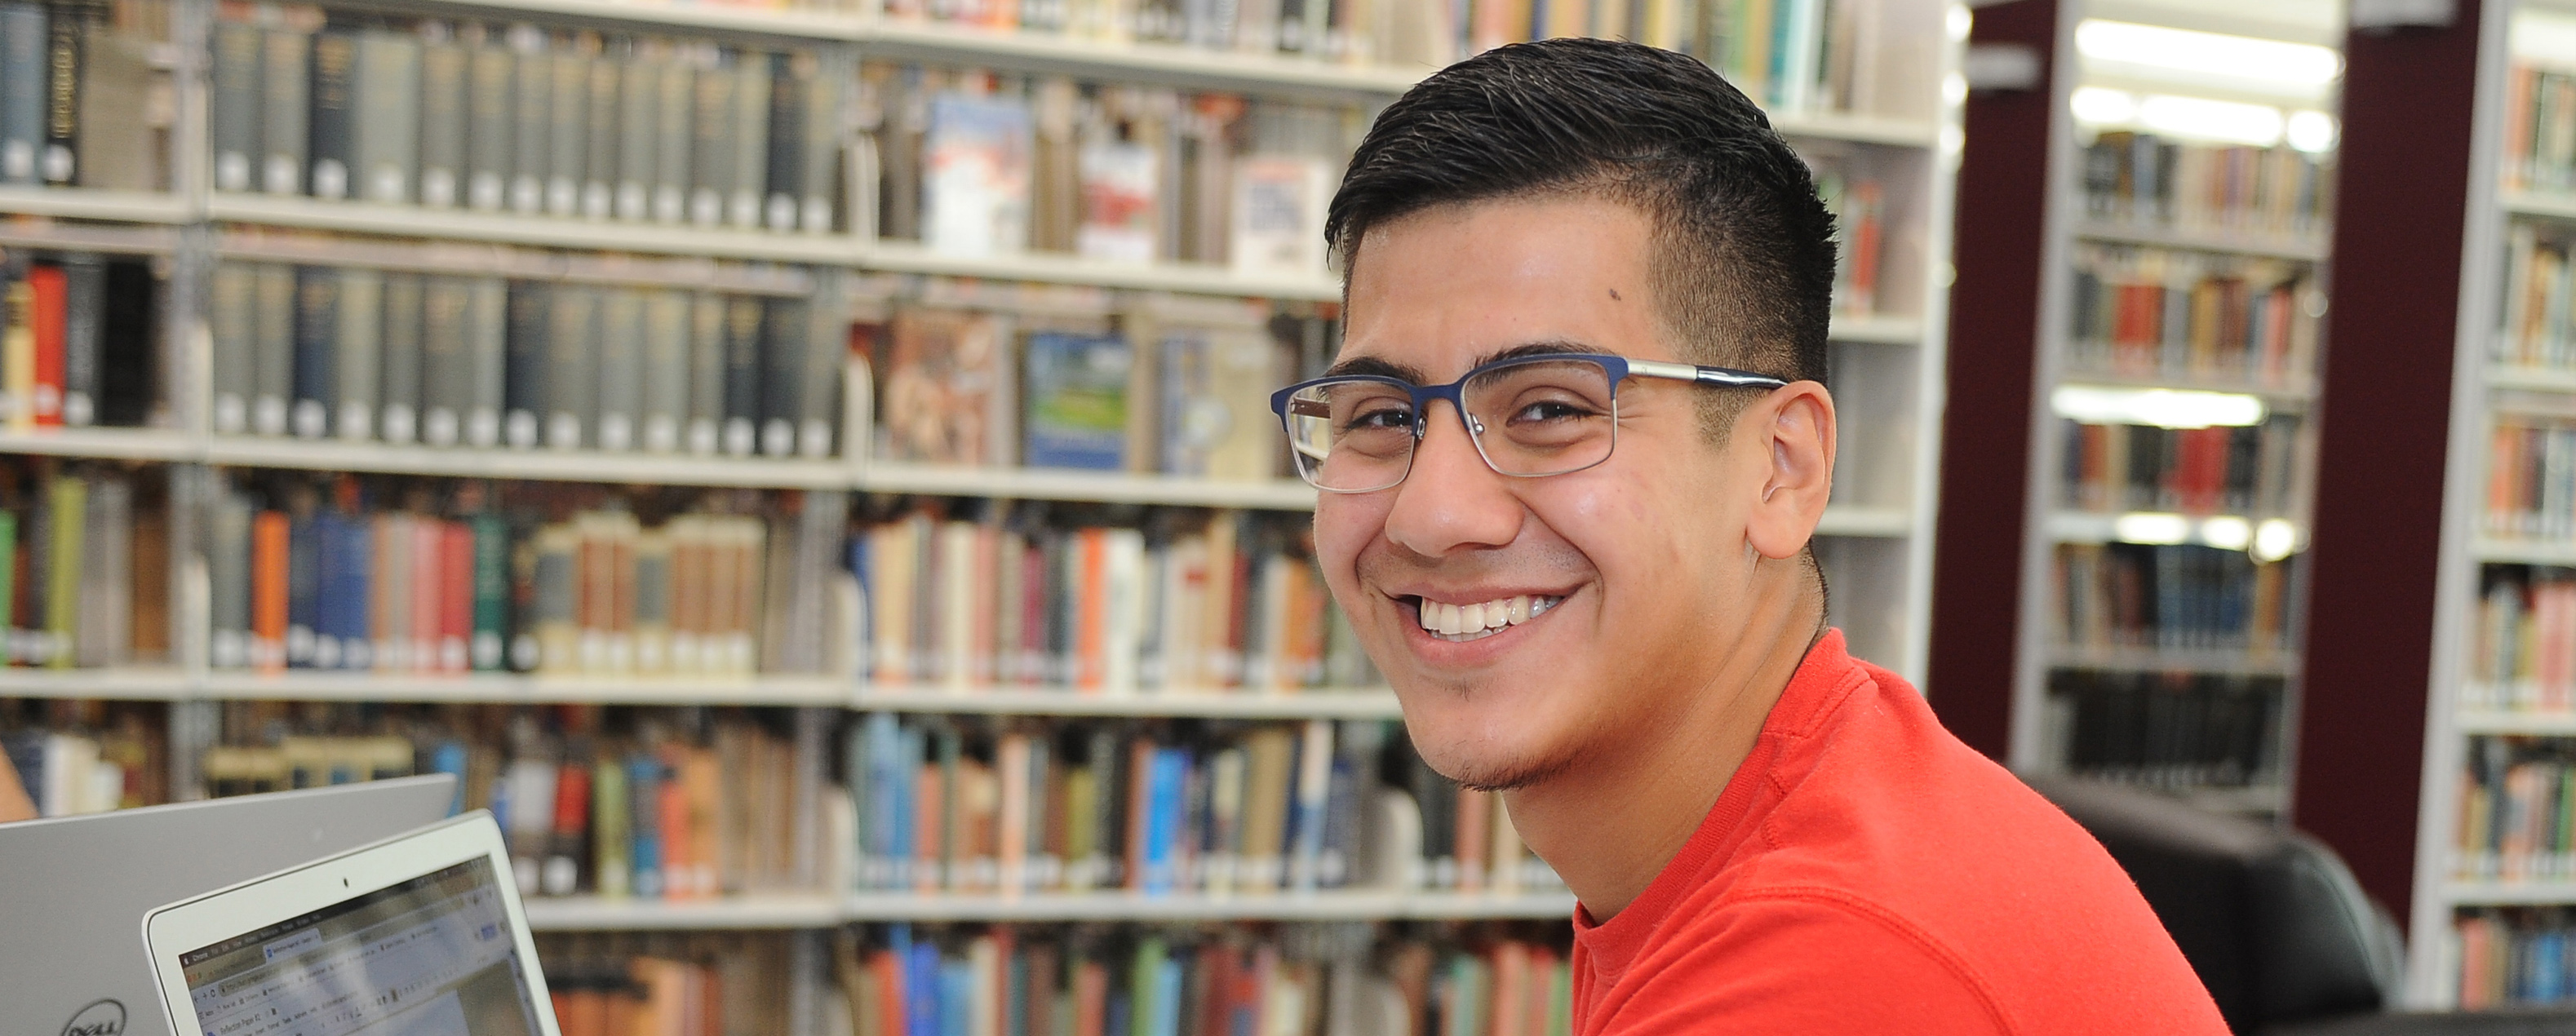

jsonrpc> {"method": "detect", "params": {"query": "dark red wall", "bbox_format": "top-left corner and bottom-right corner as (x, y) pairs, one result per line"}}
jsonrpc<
(1926, 0), (2056, 757)
(2296, 7), (2485, 924)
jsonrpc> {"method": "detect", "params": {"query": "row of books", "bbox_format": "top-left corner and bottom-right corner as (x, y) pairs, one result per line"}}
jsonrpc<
(0, 704), (164, 814)
(539, 932), (796, 1036)
(2044, 671), (2283, 791)
(863, 295), (1303, 479)
(2467, 566), (2576, 713)
(2454, 736), (2576, 883)
(2484, 418), (2576, 542)
(2056, 418), (2299, 517)
(2453, 909), (2576, 1010)
(0, 1), (170, 191)
(202, 705), (828, 899)
(1, 465), (170, 668)
(847, 714), (1558, 897)
(2078, 133), (2332, 236)
(827, 923), (1571, 1036)
(2053, 542), (2295, 653)
(2502, 62), (2576, 197)
(2065, 245), (2321, 389)
(2497, 222), (2576, 372)
(210, 262), (838, 458)
(853, 508), (1373, 694)
(211, 11), (844, 233)
(207, 476), (850, 677)
(0, 255), (160, 431)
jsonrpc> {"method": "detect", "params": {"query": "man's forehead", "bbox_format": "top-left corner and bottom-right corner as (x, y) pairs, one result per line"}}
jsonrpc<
(1324, 340), (1635, 383)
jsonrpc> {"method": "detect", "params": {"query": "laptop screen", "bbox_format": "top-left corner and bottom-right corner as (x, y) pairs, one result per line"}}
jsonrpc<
(175, 857), (542, 1036)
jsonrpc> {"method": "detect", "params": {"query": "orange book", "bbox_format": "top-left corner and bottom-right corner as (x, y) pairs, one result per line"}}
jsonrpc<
(1072, 960), (1108, 1036)
(678, 748), (721, 897)
(916, 761), (945, 892)
(695, 963), (720, 1036)
(871, 950), (906, 1036)
(1076, 529), (1106, 691)
(25, 264), (63, 427)
(410, 518), (441, 671)
(1488, 942), (1527, 1036)
(656, 777), (693, 902)
(605, 982), (639, 1036)
(1454, 786), (1491, 892)
(1523, 948), (1560, 1036)
(441, 523), (473, 671)
(252, 511), (290, 674)
(557, 987), (607, 1036)
(1123, 739), (1154, 891)
(2507, 66), (2538, 188)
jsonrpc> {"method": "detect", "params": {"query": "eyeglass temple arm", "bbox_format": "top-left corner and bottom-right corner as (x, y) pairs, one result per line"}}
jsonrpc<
(1624, 359), (1791, 389)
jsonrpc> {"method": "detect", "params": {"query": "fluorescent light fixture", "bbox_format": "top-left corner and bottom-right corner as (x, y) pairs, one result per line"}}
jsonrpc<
(2075, 20), (2343, 89)
(2071, 86), (2138, 125)
(2286, 110), (2338, 153)
(2137, 95), (2286, 147)
(2113, 512), (2192, 545)
(2253, 519), (2299, 563)
(2512, 9), (2576, 68)
(1949, 4), (1973, 42)
(2199, 516), (2252, 551)
(2052, 386), (2269, 429)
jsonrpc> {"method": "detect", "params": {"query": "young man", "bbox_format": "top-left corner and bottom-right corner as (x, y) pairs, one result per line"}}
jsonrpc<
(1275, 39), (2228, 1033)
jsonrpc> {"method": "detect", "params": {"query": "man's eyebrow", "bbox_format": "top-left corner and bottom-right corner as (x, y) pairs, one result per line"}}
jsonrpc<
(1324, 340), (1609, 383)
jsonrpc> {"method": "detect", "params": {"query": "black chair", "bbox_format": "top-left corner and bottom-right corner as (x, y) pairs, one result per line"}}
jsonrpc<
(2024, 775), (2576, 1034)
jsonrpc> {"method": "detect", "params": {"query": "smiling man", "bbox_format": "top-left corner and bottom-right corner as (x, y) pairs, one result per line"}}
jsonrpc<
(1277, 39), (2228, 1034)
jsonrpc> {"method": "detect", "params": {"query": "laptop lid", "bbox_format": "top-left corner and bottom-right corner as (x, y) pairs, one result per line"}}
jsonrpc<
(1, 775), (457, 1036)
(141, 811), (561, 1036)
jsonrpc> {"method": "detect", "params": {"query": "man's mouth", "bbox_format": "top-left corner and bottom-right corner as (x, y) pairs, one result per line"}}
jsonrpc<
(1407, 594), (1564, 643)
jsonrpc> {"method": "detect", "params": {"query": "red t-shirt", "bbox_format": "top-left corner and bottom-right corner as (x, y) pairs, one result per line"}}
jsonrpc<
(1568, 630), (2227, 1034)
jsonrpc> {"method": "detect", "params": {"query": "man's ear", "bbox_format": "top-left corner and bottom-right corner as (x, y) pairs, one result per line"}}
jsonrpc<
(1745, 381), (1836, 560)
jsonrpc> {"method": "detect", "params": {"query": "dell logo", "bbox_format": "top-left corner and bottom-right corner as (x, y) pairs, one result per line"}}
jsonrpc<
(62, 998), (125, 1036)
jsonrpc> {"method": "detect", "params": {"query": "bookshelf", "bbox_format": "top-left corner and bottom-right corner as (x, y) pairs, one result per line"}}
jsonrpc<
(0, 2), (1963, 1027)
(2006, 0), (2343, 814)
(2405, 0), (2576, 1008)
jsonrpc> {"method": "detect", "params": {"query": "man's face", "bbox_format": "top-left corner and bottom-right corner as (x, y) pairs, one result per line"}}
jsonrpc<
(1316, 196), (1789, 790)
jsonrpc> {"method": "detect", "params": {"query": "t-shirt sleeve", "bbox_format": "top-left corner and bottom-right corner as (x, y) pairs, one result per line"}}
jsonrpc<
(1588, 896), (2010, 1036)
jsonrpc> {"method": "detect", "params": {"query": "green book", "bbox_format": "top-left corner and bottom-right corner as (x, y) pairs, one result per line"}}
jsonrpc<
(470, 512), (508, 670)
(44, 476), (82, 668)
(592, 755), (630, 898)
(0, 511), (16, 632)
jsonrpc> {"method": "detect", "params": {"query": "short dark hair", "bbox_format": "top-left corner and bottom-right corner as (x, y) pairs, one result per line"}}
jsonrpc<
(1327, 38), (1837, 390)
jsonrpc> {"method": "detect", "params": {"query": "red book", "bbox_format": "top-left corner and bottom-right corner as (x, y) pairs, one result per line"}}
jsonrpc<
(441, 522), (473, 671)
(657, 774), (694, 901)
(548, 761), (592, 894)
(1072, 960), (1108, 1036)
(25, 264), (63, 427)
(871, 950), (906, 1036)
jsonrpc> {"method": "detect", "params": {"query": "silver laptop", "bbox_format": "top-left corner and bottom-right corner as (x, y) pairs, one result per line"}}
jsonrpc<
(140, 811), (560, 1036)
(2, 774), (456, 1036)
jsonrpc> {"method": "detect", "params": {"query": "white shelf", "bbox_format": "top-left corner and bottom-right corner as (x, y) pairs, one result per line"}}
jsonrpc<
(1769, 109), (1943, 148)
(199, 671), (850, 706)
(854, 240), (1340, 301)
(2438, 880), (2576, 907)
(2053, 368), (2317, 407)
(856, 20), (1424, 100)
(522, 894), (849, 931)
(0, 667), (194, 700)
(2069, 219), (2331, 262)
(209, 193), (867, 265)
(2455, 708), (2576, 735)
(2046, 510), (2300, 549)
(2470, 537), (2576, 565)
(1828, 314), (1926, 345)
(2047, 644), (2300, 677)
(853, 687), (1401, 719)
(0, 428), (202, 462)
(0, 219), (184, 255)
(1815, 505), (1914, 538)
(841, 889), (1575, 923)
(0, 187), (194, 224)
(2487, 365), (2576, 393)
(206, 436), (861, 489)
(857, 462), (1319, 509)
(2501, 189), (2576, 223)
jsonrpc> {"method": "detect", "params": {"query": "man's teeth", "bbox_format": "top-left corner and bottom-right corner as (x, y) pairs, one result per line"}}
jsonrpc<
(1417, 594), (1560, 642)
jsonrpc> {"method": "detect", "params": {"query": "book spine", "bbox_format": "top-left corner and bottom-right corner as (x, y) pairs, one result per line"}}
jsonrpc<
(40, 6), (76, 185)
(546, 51), (587, 217)
(353, 32), (420, 205)
(544, 284), (596, 449)
(765, 51), (805, 232)
(614, 54), (654, 221)
(730, 57), (771, 229)
(720, 295), (761, 456)
(466, 277), (507, 447)
(464, 43), (512, 211)
(596, 288), (644, 451)
(0, 4), (43, 184)
(58, 258), (98, 426)
(25, 263), (60, 427)
(687, 292), (725, 454)
(307, 29), (356, 200)
(641, 290), (689, 452)
(584, 55), (618, 219)
(654, 59), (694, 224)
(290, 266), (339, 439)
(334, 268), (382, 441)
(417, 40), (464, 207)
(378, 272), (423, 443)
(211, 20), (261, 192)
(260, 28), (308, 195)
(504, 280), (549, 449)
(509, 40), (548, 215)
(690, 55), (734, 227)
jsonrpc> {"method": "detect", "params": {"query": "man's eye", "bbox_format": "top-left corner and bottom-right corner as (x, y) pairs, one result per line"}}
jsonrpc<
(1512, 401), (1597, 423)
(1343, 406), (1415, 432)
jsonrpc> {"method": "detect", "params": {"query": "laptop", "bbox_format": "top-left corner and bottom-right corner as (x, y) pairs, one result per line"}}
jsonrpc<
(141, 811), (561, 1036)
(2, 775), (457, 1036)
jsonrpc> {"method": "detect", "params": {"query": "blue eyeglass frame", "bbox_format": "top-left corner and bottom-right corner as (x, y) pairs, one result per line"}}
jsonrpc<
(1269, 352), (1792, 492)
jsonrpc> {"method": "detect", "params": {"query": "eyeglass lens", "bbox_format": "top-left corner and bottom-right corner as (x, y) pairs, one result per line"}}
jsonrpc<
(1283, 359), (1620, 492)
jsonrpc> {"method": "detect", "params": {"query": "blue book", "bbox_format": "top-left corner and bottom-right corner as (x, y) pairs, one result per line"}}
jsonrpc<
(907, 939), (941, 1036)
(1022, 330), (1132, 471)
(627, 754), (663, 898)
(431, 742), (468, 815)
(893, 724), (924, 888)
(290, 267), (340, 440)
(0, 4), (42, 185)
(939, 959), (975, 1036)
(2535, 930), (2565, 1003)
(864, 712), (904, 889)
(1142, 748), (1189, 893)
(1149, 956), (1182, 1036)
(849, 537), (873, 677)
(319, 512), (374, 670)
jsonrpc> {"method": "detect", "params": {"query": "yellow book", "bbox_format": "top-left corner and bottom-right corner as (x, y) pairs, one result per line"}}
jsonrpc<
(46, 476), (85, 668)
(1, 280), (29, 430)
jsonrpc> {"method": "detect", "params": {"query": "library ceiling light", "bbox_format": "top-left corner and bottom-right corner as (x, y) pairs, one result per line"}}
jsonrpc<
(2074, 20), (2343, 89)
(2137, 95), (2286, 147)
(2051, 386), (2268, 429)
(2286, 110), (2339, 153)
(2070, 86), (2138, 125)
(2113, 512), (2192, 545)
(2253, 519), (2299, 563)
(2200, 516), (2252, 551)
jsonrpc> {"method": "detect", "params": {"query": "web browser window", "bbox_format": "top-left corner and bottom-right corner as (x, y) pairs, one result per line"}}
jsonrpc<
(178, 857), (539, 1036)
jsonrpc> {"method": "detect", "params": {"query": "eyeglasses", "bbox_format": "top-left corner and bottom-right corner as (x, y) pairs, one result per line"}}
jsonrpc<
(1270, 352), (1789, 494)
